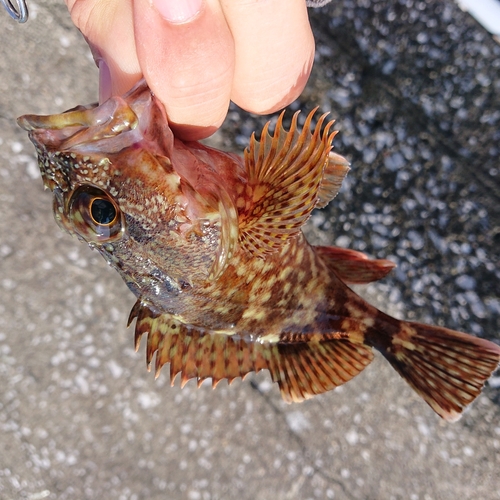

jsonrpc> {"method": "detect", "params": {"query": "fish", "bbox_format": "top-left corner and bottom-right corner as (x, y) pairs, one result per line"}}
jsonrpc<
(18, 80), (500, 422)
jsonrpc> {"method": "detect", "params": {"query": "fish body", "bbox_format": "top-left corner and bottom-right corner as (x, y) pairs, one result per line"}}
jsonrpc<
(18, 81), (500, 421)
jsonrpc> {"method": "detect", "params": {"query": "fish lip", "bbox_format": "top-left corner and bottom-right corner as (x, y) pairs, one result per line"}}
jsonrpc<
(17, 103), (101, 132)
(17, 115), (35, 131)
(17, 97), (138, 157)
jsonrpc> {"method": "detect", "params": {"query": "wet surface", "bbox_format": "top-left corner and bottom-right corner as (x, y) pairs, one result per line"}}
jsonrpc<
(1, 1), (499, 499)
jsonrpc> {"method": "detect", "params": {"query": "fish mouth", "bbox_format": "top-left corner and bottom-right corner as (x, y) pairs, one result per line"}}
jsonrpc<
(17, 81), (155, 195)
(17, 103), (99, 132)
(17, 97), (139, 152)
(16, 81), (158, 197)
(17, 80), (152, 153)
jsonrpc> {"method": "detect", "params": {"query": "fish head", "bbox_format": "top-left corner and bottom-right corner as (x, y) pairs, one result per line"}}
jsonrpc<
(17, 81), (222, 303)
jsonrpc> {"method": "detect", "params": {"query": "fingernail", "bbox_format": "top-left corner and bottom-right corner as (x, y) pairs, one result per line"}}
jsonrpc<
(152, 0), (202, 23)
(99, 59), (112, 104)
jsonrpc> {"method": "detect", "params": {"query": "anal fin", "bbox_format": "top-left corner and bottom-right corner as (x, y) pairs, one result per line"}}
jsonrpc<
(129, 301), (374, 399)
(271, 339), (374, 402)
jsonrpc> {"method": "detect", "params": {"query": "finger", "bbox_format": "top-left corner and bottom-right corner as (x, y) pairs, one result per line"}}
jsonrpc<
(65, 0), (142, 101)
(132, 0), (235, 140)
(221, 0), (315, 114)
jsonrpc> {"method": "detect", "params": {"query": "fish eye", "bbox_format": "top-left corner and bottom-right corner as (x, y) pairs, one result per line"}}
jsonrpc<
(90, 198), (117, 225)
(69, 186), (123, 242)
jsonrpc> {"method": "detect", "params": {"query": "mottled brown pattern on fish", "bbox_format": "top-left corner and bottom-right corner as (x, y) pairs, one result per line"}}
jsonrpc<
(19, 80), (500, 421)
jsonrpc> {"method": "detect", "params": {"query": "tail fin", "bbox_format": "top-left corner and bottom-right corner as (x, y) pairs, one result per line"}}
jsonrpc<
(376, 319), (500, 421)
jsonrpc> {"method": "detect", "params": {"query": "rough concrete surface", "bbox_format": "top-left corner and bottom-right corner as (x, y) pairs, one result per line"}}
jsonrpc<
(0, 1), (499, 499)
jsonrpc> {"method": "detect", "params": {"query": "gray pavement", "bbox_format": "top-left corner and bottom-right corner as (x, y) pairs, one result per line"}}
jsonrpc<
(1, 1), (499, 499)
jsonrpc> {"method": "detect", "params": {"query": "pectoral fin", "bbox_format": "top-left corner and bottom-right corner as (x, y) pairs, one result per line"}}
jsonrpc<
(179, 177), (239, 280)
(239, 110), (348, 256)
(128, 301), (374, 400)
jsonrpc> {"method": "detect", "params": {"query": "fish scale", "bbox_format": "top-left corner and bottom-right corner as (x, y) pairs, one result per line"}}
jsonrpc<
(18, 80), (500, 422)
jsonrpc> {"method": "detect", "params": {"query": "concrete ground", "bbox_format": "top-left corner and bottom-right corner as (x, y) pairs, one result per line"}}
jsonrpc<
(0, 1), (499, 499)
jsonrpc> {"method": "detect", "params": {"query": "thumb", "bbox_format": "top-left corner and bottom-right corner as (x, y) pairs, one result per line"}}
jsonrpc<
(133, 0), (235, 140)
(65, 0), (142, 102)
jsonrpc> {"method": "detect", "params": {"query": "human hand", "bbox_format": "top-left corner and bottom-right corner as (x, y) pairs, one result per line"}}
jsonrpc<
(65, 0), (316, 141)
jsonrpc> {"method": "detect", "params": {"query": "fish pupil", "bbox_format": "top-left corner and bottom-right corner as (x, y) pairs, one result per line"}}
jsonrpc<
(91, 198), (116, 225)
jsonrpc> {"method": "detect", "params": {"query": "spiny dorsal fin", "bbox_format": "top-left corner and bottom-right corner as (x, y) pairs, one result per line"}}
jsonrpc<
(239, 109), (347, 256)
(316, 245), (396, 284)
(128, 301), (374, 398)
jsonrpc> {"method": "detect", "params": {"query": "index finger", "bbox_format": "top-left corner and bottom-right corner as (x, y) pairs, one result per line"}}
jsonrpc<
(222, 0), (315, 114)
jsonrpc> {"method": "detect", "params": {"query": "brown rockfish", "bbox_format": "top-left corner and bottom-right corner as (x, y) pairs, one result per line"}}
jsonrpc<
(18, 81), (500, 422)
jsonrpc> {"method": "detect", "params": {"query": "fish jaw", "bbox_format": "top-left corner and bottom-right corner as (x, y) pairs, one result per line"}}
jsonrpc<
(17, 80), (174, 194)
(17, 80), (231, 295)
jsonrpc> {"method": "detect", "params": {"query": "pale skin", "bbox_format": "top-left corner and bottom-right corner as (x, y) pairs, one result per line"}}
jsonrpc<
(65, 0), (316, 141)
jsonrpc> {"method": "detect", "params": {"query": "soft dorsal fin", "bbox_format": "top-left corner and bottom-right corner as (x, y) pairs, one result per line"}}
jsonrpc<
(316, 246), (396, 284)
(316, 152), (350, 209)
(239, 109), (348, 256)
(128, 301), (374, 399)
